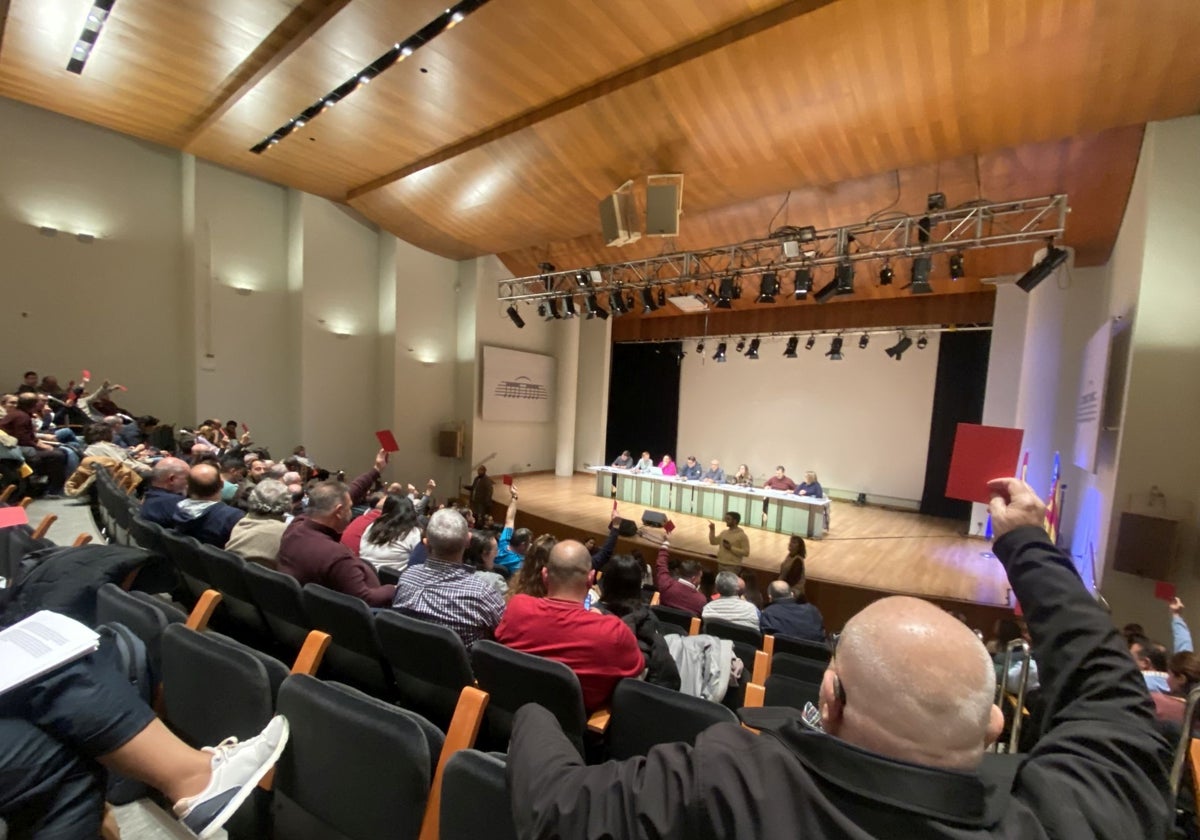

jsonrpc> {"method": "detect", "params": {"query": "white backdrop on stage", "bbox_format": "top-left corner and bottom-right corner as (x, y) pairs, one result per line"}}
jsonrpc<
(676, 333), (941, 504)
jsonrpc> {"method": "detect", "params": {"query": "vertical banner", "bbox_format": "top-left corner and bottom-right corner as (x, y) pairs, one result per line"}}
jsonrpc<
(1073, 322), (1113, 473)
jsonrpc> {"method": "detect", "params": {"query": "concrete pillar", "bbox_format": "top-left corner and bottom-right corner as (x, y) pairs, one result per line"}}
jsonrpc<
(555, 318), (581, 476)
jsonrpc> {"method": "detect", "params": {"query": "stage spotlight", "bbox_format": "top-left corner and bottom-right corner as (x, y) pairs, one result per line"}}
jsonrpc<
(717, 276), (735, 309)
(793, 267), (813, 300)
(735, 338), (746, 353)
(538, 261), (556, 273)
(826, 335), (844, 361)
(917, 332), (929, 350)
(835, 260), (855, 294)
(813, 278), (839, 304)
(731, 277), (743, 300)
(506, 305), (525, 329)
(547, 299), (562, 319)
(805, 334), (816, 351)
(909, 255), (933, 294)
(1016, 245), (1069, 293)
(756, 273), (780, 304)
(609, 290), (628, 315)
(745, 338), (760, 359)
(574, 270), (590, 288)
(696, 340), (705, 354)
(879, 263), (894, 286)
(584, 294), (608, 320)
(858, 333), (869, 350)
(537, 302), (549, 320)
(563, 296), (577, 318)
(657, 287), (667, 306)
(885, 334), (912, 360)
(705, 284), (719, 303)
(783, 336), (799, 358)
(927, 192), (946, 211)
(949, 252), (965, 280)
(640, 287), (658, 313)
(713, 342), (727, 363)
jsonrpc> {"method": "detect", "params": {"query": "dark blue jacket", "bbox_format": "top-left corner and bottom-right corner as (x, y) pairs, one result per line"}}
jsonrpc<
(759, 599), (824, 642)
(140, 487), (184, 526)
(169, 500), (244, 548)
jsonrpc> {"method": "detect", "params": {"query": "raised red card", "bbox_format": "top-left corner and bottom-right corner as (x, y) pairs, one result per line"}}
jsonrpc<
(0, 506), (30, 529)
(945, 424), (1025, 505)
(375, 430), (399, 452)
(502, 474), (513, 486)
(665, 519), (676, 534)
(1155, 581), (1177, 602)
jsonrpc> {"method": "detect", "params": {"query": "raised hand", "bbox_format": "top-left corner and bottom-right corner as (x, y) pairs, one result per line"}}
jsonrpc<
(987, 478), (1047, 539)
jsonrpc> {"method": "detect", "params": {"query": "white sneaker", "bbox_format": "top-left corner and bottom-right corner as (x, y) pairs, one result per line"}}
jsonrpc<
(174, 715), (290, 838)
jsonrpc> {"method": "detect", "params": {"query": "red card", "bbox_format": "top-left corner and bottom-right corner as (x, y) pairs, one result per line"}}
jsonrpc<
(375, 430), (399, 452)
(1155, 581), (1177, 602)
(502, 475), (513, 486)
(82, 369), (91, 379)
(664, 519), (676, 534)
(945, 424), (1025, 505)
(0, 506), (30, 529)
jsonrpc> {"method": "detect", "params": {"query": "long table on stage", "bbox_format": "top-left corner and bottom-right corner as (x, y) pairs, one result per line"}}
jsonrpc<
(588, 466), (831, 539)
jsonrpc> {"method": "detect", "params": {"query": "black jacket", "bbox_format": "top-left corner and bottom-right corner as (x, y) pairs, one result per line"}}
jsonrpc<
(507, 526), (1171, 839)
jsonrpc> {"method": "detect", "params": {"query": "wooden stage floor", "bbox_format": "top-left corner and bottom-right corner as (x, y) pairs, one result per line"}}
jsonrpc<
(514, 473), (1012, 608)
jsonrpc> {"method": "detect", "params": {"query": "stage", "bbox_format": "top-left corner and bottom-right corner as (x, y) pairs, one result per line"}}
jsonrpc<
(510, 473), (1013, 611)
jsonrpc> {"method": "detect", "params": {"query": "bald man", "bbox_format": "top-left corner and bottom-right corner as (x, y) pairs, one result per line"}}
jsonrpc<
(167, 463), (245, 547)
(507, 478), (1171, 838)
(495, 540), (644, 712)
(139, 457), (190, 526)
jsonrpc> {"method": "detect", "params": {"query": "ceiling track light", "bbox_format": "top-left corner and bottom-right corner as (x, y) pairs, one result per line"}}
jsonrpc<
(793, 267), (813, 300)
(563, 296), (577, 319)
(735, 338), (746, 354)
(805, 334), (816, 351)
(713, 342), (727, 363)
(67, 0), (116, 74)
(949, 252), (965, 280)
(755, 272), (780, 304)
(640, 287), (658, 313)
(696, 340), (706, 354)
(745, 338), (760, 359)
(879, 263), (894, 286)
(783, 336), (799, 358)
(251, 0), (492, 153)
(584, 294), (608, 320)
(505, 305), (525, 329)
(858, 333), (870, 350)
(609, 290), (628, 316)
(885, 333), (912, 360)
(908, 255), (933, 295)
(917, 332), (929, 350)
(826, 336), (844, 361)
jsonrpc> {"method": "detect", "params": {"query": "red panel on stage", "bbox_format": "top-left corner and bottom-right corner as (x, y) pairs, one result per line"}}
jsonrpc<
(1155, 581), (1177, 602)
(945, 424), (1025, 504)
(0, 507), (29, 529)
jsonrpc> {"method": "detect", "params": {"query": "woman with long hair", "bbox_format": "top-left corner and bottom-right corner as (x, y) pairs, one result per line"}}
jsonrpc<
(597, 554), (680, 690)
(779, 535), (807, 596)
(359, 494), (420, 573)
(507, 533), (557, 599)
(463, 529), (509, 597)
(732, 464), (753, 487)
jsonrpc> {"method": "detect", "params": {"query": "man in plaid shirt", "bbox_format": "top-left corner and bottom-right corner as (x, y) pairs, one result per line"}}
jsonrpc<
(392, 508), (505, 646)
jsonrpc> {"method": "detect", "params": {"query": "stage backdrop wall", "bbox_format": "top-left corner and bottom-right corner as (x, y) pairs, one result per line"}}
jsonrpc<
(676, 333), (941, 505)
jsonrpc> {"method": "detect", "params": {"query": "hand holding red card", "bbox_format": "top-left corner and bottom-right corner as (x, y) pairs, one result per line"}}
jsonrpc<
(945, 424), (1025, 505)
(664, 519), (676, 534)
(375, 430), (399, 453)
(1154, 581), (1177, 602)
(502, 475), (513, 486)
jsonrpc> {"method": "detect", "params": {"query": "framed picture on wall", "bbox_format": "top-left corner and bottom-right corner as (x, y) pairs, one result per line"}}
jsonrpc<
(481, 345), (555, 422)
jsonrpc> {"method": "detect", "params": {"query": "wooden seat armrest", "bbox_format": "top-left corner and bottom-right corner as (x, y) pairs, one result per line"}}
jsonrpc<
(19, 496), (33, 509)
(418, 686), (489, 840)
(751, 650), (771, 685)
(761, 634), (775, 657)
(586, 707), (611, 734)
(1189, 738), (1200, 826)
(185, 590), (222, 631)
(31, 513), (57, 540)
(290, 630), (331, 675)
(72, 533), (93, 546)
(743, 682), (765, 708)
(649, 591), (661, 606)
(688, 617), (701, 636)
(0, 484), (14, 503)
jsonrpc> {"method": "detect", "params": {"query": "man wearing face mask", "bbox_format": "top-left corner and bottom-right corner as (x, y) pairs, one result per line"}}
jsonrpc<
(507, 477), (1171, 839)
(276, 480), (394, 607)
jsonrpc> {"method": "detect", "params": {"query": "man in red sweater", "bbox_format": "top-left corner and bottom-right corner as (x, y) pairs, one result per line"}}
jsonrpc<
(496, 540), (644, 712)
(653, 542), (707, 616)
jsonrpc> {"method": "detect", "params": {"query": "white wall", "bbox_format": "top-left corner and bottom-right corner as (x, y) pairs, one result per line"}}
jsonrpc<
(676, 333), (941, 504)
(0, 97), (186, 421)
(574, 316), (612, 470)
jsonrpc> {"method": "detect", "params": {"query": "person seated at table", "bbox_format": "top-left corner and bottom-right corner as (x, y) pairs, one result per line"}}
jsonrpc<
(611, 450), (633, 469)
(702, 459), (725, 484)
(730, 464), (753, 487)
(764, 466), (797, 493)
(659, 454), (677, 476)
(795, 470), (824, 498)
(633, 451), (654, 473)
(680, 455), (702, 481)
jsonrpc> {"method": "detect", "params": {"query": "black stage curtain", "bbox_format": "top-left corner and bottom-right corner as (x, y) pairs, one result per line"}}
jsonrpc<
(604, 342), (681, 465)
(920, 331), (992, 519)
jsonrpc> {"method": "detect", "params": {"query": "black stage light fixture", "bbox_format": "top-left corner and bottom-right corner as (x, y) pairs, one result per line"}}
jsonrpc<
(796, 225), (817, 244)
(879, 263), (894, 286)
(813, 277), (839, 304)
(949, 252), (965, 280)
(917, 332), (929, 350)
(835, 260), (855, 294)
(506, 305), (525, 329)
(745, 338), (760, 359)
(793, 267), (813, 300)
(563, 296), (577, 318)
(714, 342), (727, 363)
(927, 192), (946, 211)
(538, 262), (556, 273)
(858, 333), (869, 350)
(68, 0), (117, 75)
(756, 273), (780, 304)
(705, 284), (719, 303)
(717, 276), (735, 309)
(885, 334), (913, 360)
(696, 340), (705, 354)
(574, 271), (591, 288)
(657, 287), (667, 307)
(547, 299), (562, 319)
(909, 255), (933, 294)
(584, 294), (608, 320)
(1017, 245), (1070, 293)
(735, 338), (746, 353)
(826, 336), (844, 361)
(731, 277), (743, 300)
(609, 291), (628, 316)
(783, 336), (799, 358)
(640, 287), (658, 313)
(805, 334), (816, 351)
(537, 302), (549, 320)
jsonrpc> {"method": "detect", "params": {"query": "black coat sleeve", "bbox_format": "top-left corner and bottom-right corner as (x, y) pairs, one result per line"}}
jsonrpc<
(996, 526), (1171, 840)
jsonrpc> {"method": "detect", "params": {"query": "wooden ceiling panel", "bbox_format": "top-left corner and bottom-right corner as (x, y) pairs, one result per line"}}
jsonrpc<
(0, 0), (309, 147)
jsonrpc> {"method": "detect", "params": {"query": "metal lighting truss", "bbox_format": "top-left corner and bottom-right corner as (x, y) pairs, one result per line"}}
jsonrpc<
(496, 194), (1068, 304)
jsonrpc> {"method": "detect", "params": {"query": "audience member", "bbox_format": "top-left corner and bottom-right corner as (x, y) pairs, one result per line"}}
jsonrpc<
(494, 485), (530, 576)
(13, 370), (38, 393)
(508, 533), (557, 599)
(588, 517), (621, 571)
(778, 535), (807, 595)
(140, 457), (190, 526)
(358, 494), (421, 573)
(463, 529), (509, 597)
(653, 541), (706, 616)
(707, 511), (749, 573)
(496, 540), (644, 712)
(739, 570), (764, 610)
(218, 455), (246, 503)
(340, 493), (384, 555)
(596, 553), (680, 690)
(276, 480), (394, 606)
(225, 479), (292, 569)
(760, 580), (824, 642)
(168, 463), (246, 547)
(702, 571), (760, 630)
(392, 508), (505, 647)
(0, 392), (67, 495)
(507, 477), (1171, 839)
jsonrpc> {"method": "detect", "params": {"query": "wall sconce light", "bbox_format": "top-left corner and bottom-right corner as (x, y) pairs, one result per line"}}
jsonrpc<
(38, 226), (58, 237)
(334, 332), (351, 340)
(75, 233), (95, 244)
(233, 287), (253, 296)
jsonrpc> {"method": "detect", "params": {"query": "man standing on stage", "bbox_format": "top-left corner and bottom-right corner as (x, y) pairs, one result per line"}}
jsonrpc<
(464, 464), (494, 522)
(708, 511), (750, 574)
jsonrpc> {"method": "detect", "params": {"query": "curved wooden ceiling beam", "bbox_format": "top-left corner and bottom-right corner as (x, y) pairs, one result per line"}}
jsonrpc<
(182, 0), (352, 149)
(345, 0), (835, 202)
(0, 0), (11, 58)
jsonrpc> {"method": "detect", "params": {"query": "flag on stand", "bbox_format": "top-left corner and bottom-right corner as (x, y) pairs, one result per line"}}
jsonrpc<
(1044, 452), (1061, 543)
(1018, 451), (1029, 482)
